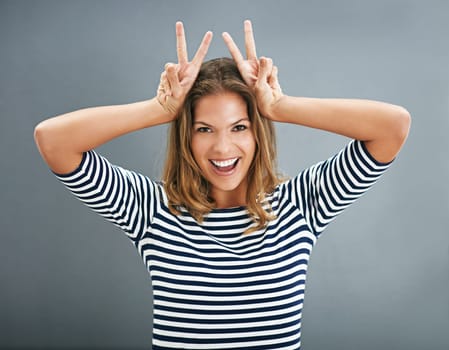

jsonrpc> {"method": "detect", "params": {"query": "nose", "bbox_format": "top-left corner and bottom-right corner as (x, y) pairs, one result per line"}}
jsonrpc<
(211, 131), (232, 154)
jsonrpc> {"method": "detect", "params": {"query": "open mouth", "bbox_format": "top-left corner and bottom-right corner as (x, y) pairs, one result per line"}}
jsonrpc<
(209, 158), (239, 172)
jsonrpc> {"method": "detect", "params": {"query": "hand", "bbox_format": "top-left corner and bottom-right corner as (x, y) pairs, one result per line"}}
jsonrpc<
(254, 56), (283, 119)
(222, 20), (283, 119)
(157, 22), (213, 117)
(222, 20), (259, 87)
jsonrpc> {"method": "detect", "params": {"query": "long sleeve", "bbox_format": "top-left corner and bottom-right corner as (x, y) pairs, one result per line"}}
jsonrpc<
(53, 150), (160, 243)
(284, 140), (393, 238)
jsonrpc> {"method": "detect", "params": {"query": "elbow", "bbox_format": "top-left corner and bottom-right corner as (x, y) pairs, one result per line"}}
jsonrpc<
(34, 121), (48, 152)
(394, 106), (411, 145)
(34, 121), (47, 154)
(34, 120), (57, 160)
(370, 106), (411, 163)
(34, 119), (83, 174)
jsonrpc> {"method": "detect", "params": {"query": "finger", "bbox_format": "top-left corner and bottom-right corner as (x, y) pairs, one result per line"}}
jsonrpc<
(269, 65), (280, 89)
(166, 63), (180, 96)
(163, 63), (175, 86)
(157, 77), (170, 95)
(160, 64), (174, 93)
(176, 21), (188, 64)
(244, 20), (257, 60)
(157, 78), (168, 103)
(257, 57), (270, 84)
(191, 30), (213, 67)
(265, 57), (273, 80)
(222, 32), (244, 65)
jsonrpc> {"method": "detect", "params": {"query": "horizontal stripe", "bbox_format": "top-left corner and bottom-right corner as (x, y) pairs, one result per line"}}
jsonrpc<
(54, 140), (391, 349)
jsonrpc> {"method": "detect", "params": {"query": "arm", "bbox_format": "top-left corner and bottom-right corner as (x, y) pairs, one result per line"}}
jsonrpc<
(223, 20), (411, 163)
(266, 94), (411, 163)
(35, 22), (213, 174)
(34, 98), (170, 174)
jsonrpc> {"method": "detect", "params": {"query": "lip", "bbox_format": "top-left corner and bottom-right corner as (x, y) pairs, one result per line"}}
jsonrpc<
(209, 157), (239, 167)
(209, 158), (240, 176)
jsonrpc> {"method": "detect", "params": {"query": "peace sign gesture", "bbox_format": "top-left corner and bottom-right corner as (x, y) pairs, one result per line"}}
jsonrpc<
(157, 22), (213, 117)
(222, 20), (283, 119)
(222, 20), (259, 88)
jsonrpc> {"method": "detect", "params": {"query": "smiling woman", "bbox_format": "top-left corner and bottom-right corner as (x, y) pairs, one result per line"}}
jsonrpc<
(34, 20), (410, 350)
(191, 92), (256, 207)
(163, 57), (280, 231)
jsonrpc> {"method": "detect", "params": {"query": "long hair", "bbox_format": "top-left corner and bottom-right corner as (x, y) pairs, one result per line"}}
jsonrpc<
(162, 57), (282, 233)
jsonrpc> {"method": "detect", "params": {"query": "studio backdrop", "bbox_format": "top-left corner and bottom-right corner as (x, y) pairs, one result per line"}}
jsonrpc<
(1, 0), (448, 349)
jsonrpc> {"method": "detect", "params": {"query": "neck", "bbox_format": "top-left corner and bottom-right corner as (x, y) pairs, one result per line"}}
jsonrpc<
(211, 185), (247, 209)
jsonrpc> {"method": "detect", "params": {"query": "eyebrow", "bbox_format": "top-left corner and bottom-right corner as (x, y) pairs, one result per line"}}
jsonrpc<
(193, 118), (250, 127)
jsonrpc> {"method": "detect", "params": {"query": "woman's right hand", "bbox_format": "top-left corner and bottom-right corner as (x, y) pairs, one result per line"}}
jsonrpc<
(157, 22), (213, 117)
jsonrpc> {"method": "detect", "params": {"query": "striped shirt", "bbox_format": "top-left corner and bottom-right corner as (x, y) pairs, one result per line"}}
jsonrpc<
(55, 140), (392, 349)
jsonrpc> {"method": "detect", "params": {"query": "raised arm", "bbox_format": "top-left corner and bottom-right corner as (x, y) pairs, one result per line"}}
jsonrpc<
(34, 22), (212, 174)
(223, 20), (411, 163)
(266, 94), (411, 163)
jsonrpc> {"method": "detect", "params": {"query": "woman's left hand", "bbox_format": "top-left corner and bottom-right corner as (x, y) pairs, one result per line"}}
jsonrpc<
(222, 20), (283, 119)
(254, 56), (283, 119)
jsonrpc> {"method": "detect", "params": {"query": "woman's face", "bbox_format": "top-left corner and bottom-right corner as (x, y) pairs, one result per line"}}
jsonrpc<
(191, 92), (256, 208)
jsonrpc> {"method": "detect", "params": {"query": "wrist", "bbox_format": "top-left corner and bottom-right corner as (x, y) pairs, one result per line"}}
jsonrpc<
(262, 94), (287, 122)
(149, 97), (178, 125)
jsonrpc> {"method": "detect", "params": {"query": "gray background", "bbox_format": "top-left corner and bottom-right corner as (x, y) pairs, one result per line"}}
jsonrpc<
(1, 0), (448, 349)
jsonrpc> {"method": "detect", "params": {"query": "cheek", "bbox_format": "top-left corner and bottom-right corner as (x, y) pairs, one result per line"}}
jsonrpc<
(241, 134), (257, 158)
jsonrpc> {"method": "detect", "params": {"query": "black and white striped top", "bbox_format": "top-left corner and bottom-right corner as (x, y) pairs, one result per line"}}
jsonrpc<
(55, 140), (392, 349)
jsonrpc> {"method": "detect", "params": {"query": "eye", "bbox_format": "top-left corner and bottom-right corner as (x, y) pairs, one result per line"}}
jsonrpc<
(233, 124), (248, 132)
(196, 126), (211, 133)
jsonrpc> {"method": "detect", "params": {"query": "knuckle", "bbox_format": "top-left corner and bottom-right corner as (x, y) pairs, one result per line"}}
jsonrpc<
(165, 62), (175, 71)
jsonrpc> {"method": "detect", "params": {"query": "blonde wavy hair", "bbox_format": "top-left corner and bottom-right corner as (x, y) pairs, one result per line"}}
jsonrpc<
(162, 57), (282, 233)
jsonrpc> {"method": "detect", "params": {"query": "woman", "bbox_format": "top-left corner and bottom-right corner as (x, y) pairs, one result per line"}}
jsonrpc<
(34, 21), (410, 350)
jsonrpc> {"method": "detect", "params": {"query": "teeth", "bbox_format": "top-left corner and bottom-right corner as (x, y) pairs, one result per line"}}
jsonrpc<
(211, 158), (238, 168)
